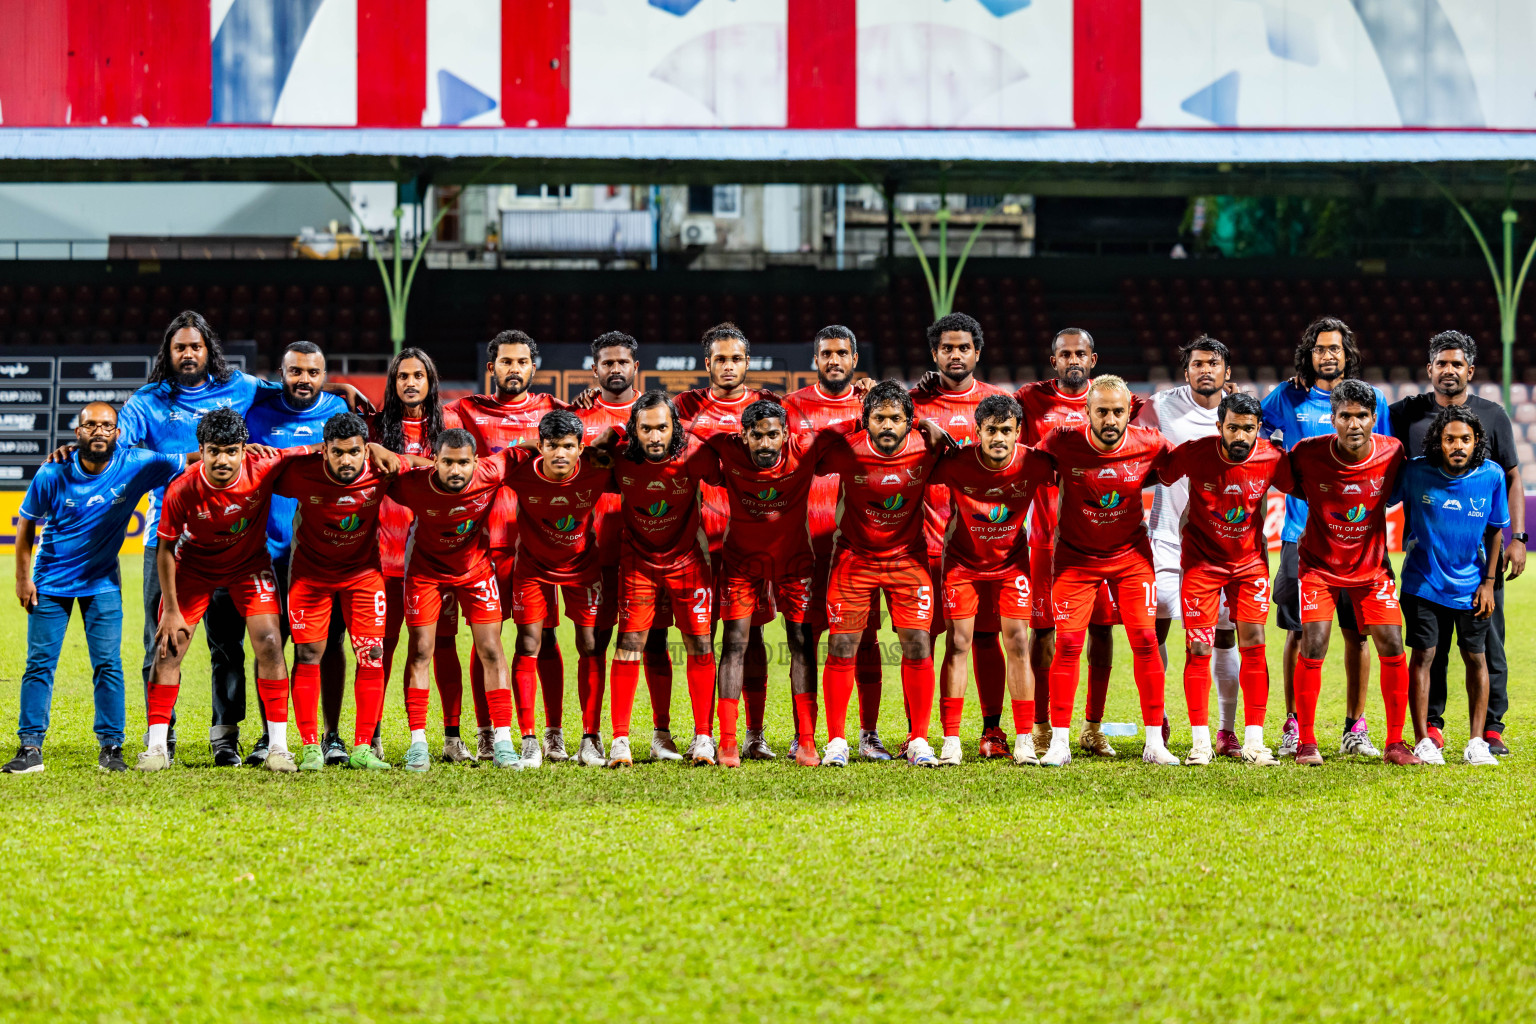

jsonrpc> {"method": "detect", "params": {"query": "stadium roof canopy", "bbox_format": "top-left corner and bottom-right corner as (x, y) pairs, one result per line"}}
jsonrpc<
(2, 128), (1536, 198)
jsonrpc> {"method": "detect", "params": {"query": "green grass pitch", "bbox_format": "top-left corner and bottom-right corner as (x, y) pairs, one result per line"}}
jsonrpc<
(1, 554), (1531, 1022)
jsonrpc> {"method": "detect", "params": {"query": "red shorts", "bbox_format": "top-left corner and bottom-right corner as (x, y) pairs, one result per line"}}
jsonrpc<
(289, 568), (387, 643)
(404, 568), (502, 627)
(170, 564), (281, 628)
(484, 555), (557, 629)
(1299, 570), (1400, 627)
(1030, 545), (1120, 630)
(596, 563), (619, 630)
(826, 549), (933, 634)
(712, 557), (776, 628)
(1180, 562), (1270, 644)
(619, 551), (712, 635)
(943, 565), (1031, 622)
(512, 558), (604, 627)
(722, 569), (814, 624)
(1051, 551), (1157, 632)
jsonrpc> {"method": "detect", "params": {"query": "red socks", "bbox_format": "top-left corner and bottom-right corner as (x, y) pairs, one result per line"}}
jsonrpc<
(434, 646), (463, 729)
(513, 655), (538, 735)
(353, 665), (384, 747)
(1011, 697), (1033, 735)
(1238, 644), (1268, 727)
(1086, 660), (1111, 722)
(743, 638), (767, 730)
(577, 654), (605, 736)
(257, 676), (290, 725)
(900, 656), (935, 741)
(686, 653), (716, 736)
(292, 663), (321, 746)
(717, 696), (740, 745)
(793, 691), (817, 746)
(1127, 628), (1165, 727)
(940, 695), (965, 736)
(146, 681), (179, 726)
(538, 646), (564, 729)
(485, 687), (513, 731)
(1048, 630), (1086, 728)
(1295, 656), (1324, 745)
(855, 636), (882, 730)
(972, 634), (1005, 718)
(643, 649), (673, 730)
(1182, 651), (1212, 728)
(404, 685), (429, 732)
(1379, 653), (1409, 745)
(822, 653), (856, 741)
(610, 658), (641, 739)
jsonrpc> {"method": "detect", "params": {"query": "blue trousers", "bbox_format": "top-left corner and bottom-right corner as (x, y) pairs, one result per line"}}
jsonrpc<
(17, 590), (125, 747)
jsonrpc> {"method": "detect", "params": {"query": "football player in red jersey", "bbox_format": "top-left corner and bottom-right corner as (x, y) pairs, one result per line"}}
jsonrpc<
(1036, 375), (1176, 768)
(782, 326), (891, 761)
(1284, 379), (1416, 766)
(1015, 328), (1130, 758)
(705, 400), (833, 767)
(387, 428), (526, 771)
(675, 323), (780, 757)
(814, 380), (946, 767)
(505, 409), (617, 769)
(930, 394), (1052, 765)
(371, 348), (469, 761)
(1156, 392), (1290, 766)
(141, 409), (310, 772)
(447, 331), (573, 759)
(911, 313), (1011, 758)
(273, 412), (393, 771)
(574, 332), (682, 761)
(598, 393), (722, 766)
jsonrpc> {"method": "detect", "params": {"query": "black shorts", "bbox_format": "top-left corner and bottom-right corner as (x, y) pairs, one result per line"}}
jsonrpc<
(1402, 592), (1490, 654)
(1273, 541), (1362, 634)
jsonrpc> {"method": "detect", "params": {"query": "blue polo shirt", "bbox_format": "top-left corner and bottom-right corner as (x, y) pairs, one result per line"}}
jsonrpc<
(19, 447), (186, 597)
(244, 389), (348, 561)
(1260, 381), (1392, 542)
(1397, 457), (1510, 609)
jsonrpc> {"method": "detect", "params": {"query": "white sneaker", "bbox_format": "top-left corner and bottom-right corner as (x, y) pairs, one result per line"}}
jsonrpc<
(265, 749), (298, 773)
(938, 735), (963, 766)
(1463, 737), (1498, 766)
(820, 737), (849, 767)
(576, 734), (606, 767)
(1340, 720), (1380, 758)
(1414, 737), (1446, 766)
(687, 734), (717, 766)
(543, 727), (569, 762)
(607, 735), (633, 767)
(1184, 735), (1214, 766)
(1012, 734), (1038, 766)
(519, 734), (543, 769)
(1240, 742), (1279, 766)
(650, 729), (683, 761)
(135, 744), (171, 772)
(1040, 736), (1072, 768)
(1142, 742), (1180, 766)
(905, 737), (939, 767)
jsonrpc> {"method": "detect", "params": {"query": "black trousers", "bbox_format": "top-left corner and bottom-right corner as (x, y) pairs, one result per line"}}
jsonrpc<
(1427, 584), (1506, 734)
(140, 545), (249, 743)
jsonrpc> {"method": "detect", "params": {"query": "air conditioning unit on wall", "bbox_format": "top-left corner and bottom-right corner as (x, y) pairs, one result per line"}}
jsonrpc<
(680, 216), (718, 246)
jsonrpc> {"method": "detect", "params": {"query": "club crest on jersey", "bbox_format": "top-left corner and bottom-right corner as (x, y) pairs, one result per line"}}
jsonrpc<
(549, 515), (579, 532)
(642, 500), (671, 518)
(872, 494), (906, 511)
(454, 519), (476, 535)
(1093, 491), (1123, 510)
(1222, 507), (1249, 524)
(973, 504), (1012, 524)
(1331, 504), (1368, 523)
(337, 513), (363, 532)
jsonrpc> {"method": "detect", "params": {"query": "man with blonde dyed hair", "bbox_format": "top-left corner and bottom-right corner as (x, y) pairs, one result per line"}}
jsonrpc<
(1035, 375), (1176, 766)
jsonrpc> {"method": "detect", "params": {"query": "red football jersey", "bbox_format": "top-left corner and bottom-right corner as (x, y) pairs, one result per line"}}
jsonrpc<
(388, 448), (527, 585)
(782, 383), (864, 556)
(503, 452), (616, 584)
(912, 379), (1007, 558)
(1017, 380), (1144, 548)
(1287, 434), (1405, 587)
(576, 395), (636, 565)
(613, 436), (721, 568)
(1037, 424), (1169, 568)
(447, 391), (567, 562)
(677, 386), (778, 554)
(157, 448), (305, 579)
(373, 410), (461, 578)
(274, 452), (387, 582)
(929, 443), (1053, 576)
(1158, 435), (1291, 573)
(704, 431), (818, 568)
(814, 428), (940, 560)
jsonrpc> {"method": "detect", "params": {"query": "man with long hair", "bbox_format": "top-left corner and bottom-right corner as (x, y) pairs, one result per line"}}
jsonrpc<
(371, 347), (470, 761)
(1261, 317), (1392, 760)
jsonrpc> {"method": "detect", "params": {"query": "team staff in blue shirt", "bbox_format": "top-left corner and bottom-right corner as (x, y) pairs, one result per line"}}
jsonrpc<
(1260, 317), (1394, 758)
(3, 403), (185, 773)
(1396, 407), (1509, 766)
(243, 340), (350, 766)
(116, 311), (368, 766)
